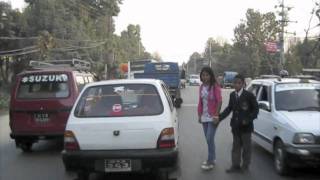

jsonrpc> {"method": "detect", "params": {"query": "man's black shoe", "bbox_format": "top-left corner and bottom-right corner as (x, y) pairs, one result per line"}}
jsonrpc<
(225, 166), (241, 173)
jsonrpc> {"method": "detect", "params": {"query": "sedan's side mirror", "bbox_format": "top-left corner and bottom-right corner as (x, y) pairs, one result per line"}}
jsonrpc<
(259, 101), (271, 111)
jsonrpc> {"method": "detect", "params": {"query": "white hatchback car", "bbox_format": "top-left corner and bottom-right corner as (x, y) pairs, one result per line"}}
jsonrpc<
(247, 78), (320, 175)
(62, 79), (179, 180)
(188, 74), (201, 86)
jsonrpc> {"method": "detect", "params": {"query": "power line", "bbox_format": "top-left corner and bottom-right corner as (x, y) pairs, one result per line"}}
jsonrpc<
(54, 37), (107, 43)
(0, 36), (39, 40)
(50, 41), (107, 52)
(0, 49), (40, 57)
(0, 46), (37, 54)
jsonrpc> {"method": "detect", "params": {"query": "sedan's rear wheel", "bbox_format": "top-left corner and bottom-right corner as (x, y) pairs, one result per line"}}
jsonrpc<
(76, 172), (89, 180)
(19, 142), (33, 153)
(157, 170), (169, 180)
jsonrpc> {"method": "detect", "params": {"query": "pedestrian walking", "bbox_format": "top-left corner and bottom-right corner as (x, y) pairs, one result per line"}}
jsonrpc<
(217, 74), (259, 173)
(197, 66), (222, 170)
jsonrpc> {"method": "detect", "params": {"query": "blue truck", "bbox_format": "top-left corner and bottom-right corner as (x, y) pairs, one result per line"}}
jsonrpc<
(134, 62), (183, 107)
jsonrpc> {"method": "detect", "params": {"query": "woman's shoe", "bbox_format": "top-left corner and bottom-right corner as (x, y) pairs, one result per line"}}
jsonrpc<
(201, 163), (215, 170)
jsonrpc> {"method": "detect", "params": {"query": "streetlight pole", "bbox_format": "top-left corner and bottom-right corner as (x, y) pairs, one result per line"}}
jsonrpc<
(279, 0), (285, 70)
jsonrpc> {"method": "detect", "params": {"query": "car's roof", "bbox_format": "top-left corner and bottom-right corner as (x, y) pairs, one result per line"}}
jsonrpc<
(18, 67), (89, 76)
(251, 78), (320, 84)
(86, 79), (162, 87)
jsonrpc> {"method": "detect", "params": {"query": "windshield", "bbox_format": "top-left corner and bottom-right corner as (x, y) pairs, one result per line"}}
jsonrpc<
(74, 84), (163, 117)
(190, 75), (200, 79)
(275, 88), (320, 111)
(17, 74), (69, 99)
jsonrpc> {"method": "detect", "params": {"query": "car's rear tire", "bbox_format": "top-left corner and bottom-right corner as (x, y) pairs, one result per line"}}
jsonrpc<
(157, 170), (169, 180)
(19, 142), (33, 153)
(76, 172), (89, 180)
(63, 163), (75, 172)
(274, 140), (290, 175)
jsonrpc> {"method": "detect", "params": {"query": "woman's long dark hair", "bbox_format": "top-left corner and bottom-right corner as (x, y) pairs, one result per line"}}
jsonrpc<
(200, 66), (217, 90)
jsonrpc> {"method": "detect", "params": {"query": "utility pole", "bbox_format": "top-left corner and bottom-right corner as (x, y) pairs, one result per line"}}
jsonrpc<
(138, 39), (141, 57)
(275, 0), (296, 70)
(209, 41), (212, 68)
(280, 0), (285, 70)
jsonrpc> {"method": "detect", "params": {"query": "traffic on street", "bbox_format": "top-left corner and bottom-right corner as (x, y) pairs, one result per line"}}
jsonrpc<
(1, 1), (320, 180)
(1, 85), (319, 180)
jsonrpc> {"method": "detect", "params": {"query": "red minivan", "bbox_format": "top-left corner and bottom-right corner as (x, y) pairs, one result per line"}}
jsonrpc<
(9, 60), (96, 152)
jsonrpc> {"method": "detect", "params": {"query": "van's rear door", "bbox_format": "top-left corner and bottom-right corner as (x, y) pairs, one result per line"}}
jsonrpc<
(10, 73), (75, 135)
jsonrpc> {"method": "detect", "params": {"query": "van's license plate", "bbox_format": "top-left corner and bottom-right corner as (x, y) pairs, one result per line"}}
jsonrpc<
(34, 113), (49, 123)
(105, 159), (131, 172)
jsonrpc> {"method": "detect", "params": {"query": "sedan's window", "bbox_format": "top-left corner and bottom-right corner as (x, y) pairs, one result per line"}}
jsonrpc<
(275, 88), (320, 111)
(247, 84), (260, 97)
(75, 84), (164, 117)
(258, 86), (270, 102)
(190, 75), (200, 79)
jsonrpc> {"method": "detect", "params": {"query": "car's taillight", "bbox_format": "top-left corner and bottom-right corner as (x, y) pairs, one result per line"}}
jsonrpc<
(157, 128), (176, 149)
(64, 130), (80, 151)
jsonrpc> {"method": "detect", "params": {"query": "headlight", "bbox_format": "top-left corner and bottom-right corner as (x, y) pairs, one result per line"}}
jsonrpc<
(293, 133), (315, 144)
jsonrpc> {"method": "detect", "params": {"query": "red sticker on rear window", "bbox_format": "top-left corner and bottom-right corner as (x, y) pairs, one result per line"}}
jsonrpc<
(112, 104), (122, 113)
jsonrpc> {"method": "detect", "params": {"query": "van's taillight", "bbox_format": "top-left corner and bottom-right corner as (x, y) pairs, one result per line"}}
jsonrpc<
(64, 130), (80, 151)
(157, 128), (176, 149)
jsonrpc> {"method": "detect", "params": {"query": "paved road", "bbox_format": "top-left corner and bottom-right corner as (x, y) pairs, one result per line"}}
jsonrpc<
(0, 86), (319, 180)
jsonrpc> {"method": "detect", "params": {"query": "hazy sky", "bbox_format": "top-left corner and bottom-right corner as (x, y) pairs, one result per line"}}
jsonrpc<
(5, 0), (320, 64)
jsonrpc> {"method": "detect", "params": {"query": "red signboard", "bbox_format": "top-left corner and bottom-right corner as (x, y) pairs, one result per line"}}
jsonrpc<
(265, 41), (279, 53)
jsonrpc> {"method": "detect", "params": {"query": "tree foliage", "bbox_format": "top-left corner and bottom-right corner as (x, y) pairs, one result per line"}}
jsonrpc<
(0, 0), (152, 86)
(192, 9), (282, 77)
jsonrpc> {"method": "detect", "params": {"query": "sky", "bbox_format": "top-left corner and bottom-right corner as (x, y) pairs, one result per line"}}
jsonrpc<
(5, 0), (320, 64)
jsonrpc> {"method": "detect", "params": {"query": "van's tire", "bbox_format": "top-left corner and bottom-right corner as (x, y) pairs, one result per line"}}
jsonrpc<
(19, 142), (33, 153)
(274, 140), (290, 175)
(63, 163), (75, 172)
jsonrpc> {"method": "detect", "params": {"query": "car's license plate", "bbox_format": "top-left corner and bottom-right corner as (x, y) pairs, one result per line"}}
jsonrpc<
(104, 159), (131, 172)
(34, 113), (49, 123)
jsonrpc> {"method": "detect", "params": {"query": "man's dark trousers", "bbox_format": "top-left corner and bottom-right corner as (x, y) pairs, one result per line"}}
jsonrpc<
(232, 132), (251, 168)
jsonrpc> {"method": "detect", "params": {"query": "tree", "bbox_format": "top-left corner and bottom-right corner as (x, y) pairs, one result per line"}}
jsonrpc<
(0, 2), (24, 86)
(233, 9), (280, 77)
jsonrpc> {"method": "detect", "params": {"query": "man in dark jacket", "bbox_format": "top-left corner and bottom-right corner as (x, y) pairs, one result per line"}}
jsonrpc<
(217, 74), (259, 173)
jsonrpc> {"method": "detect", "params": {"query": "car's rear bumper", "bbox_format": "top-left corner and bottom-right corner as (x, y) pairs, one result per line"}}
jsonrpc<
(62, 148), (178, 172)
(10, 133), (63, 140)
(285, 145), (320, 166)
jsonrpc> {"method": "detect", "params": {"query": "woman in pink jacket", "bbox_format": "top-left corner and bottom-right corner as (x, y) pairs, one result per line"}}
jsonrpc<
(197, 66), (222, 170)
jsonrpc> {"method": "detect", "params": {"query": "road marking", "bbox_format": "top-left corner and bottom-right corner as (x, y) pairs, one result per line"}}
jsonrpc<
(181, 104), (197, 107)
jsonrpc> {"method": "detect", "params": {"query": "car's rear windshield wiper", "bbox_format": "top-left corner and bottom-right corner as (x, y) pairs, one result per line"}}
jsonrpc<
(288, 106), (320, 112)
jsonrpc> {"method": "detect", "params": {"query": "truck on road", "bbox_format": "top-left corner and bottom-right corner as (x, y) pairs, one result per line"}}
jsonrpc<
(134, 62), (183, 108)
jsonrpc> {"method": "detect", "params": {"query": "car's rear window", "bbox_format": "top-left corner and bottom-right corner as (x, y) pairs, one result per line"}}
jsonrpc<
(74, 84), (164, 117)
(190, 75), (199, 79)
(17, 74), (70, 99)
